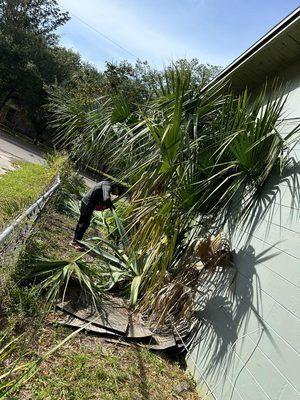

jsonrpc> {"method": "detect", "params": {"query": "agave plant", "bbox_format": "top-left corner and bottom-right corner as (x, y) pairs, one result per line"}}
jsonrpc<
(82, 209), (159, 306)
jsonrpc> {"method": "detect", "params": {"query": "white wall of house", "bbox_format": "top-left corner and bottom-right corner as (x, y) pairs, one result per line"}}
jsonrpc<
(187, 59), (300, 400)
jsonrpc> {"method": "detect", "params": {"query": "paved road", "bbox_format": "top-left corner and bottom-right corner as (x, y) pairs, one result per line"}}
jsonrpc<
(0, 131), (44, 174)
(0, 131), (95, 187)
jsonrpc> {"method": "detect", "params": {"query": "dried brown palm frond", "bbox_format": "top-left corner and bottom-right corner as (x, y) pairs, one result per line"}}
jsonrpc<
(142, 233), (233, 330)
(144, 263), (201, 329)
(193, 233), (232, 270)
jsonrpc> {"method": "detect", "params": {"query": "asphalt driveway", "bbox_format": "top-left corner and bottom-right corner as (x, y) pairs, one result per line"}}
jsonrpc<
(0, 130), (95, 187)
(0, 131), (44, 174)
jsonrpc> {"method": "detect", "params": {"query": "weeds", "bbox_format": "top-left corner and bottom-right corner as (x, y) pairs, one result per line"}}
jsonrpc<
(0, 325), (92, 399)
(18, 328), (199, 400)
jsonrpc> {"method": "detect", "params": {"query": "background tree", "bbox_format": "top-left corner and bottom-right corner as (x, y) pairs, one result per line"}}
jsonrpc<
(0, 0), (72, 138)
(0, 0), (69, 44)
(48, 59), (222, 168)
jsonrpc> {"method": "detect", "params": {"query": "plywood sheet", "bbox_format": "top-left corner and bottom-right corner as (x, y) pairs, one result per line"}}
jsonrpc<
(56, 314), (119, 336)
(127, 314), (153, 338)
(146, 334), (177, 350)
(57, 298), (129, 334)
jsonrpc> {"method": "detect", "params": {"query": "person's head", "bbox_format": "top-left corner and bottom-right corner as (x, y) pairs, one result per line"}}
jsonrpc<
(111, 183), (125, 196)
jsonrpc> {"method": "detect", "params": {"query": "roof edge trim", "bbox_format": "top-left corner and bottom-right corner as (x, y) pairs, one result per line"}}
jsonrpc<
(202, 6), (300, 92)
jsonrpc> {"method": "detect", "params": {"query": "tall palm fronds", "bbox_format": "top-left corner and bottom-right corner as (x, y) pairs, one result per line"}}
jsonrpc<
(117, 76), (298, 228)
(48, 88), (137, 172)
(49, 64), (300, 302)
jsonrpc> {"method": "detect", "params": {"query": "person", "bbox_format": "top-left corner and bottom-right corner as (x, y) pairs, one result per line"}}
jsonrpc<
(71, 180), (124, 248)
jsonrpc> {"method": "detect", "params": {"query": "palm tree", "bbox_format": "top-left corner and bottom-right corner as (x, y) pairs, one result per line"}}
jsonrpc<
(49, 64), (299, 304)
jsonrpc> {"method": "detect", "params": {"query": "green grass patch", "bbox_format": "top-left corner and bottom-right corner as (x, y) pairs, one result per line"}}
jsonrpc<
(2, 180), (199, 400)
(0, 162), (57, 229)
(19, 327), (199, 400)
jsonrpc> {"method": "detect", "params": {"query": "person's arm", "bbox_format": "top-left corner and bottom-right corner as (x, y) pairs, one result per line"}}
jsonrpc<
(102, 183), (115, 210)
(106, 199), (115, 210)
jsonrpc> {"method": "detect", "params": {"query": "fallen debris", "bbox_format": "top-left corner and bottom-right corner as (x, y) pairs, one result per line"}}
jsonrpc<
(57, 297), (129, 334)
(54, 295), (184, 351)
(147, 334), (177, 350)
(56, 313), (119, 336)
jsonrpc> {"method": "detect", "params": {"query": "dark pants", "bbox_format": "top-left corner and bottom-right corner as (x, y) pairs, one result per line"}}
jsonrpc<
(74, 202), (93, 241)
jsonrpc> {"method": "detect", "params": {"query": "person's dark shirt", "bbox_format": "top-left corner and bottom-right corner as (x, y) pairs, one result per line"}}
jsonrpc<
(82, 180), (114, 210)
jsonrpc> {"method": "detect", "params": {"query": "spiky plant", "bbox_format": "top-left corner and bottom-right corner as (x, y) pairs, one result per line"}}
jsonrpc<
(28, 256), (103, 305)
(82, 209), (158, 306)
(49, 64), (300, 305)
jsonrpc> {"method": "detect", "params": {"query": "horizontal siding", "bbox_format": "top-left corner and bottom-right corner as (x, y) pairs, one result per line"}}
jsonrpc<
(233, 239), (300, 290)
(189, 289), (300, 398)
(189, 66), (300, 399)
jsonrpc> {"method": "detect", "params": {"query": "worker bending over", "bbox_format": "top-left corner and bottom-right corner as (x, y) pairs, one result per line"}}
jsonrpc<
(72, 180), (124, 248)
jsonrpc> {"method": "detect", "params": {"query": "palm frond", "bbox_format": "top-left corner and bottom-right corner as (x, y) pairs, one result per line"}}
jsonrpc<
(27, 256), (103, 304)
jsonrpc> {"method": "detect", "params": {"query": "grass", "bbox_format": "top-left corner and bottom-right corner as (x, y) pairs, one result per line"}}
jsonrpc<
(24, 207), (81, 260)
(0, 159), (60, 320)
(0, 168), (90, 331)
(18, 326), (199, 400)
(0, 161), (57, 230)
(2, 199), (200, 399)
(22, 201), (102, 265)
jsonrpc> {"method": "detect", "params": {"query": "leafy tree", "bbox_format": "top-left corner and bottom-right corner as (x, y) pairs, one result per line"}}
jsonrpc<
(101, 59), (221, 106)
(0, 0), (82, 137)
(102, 61), (149, 108)
(50, 46), (82, 82)
(49, 59), (223, 161)
(0, 0), (69, 44)
(169, 58), (221, 87)
(0, 29), (49, 111)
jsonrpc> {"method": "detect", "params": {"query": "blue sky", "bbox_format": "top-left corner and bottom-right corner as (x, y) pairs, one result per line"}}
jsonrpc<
(57, 0), (300, 71)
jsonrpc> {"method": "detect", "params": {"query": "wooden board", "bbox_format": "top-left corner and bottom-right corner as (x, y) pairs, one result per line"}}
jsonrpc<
(55, 296), (180, 351)
(54, 312), (177, 350)
(104, 335), (177, 351)
(127, 314), (153, 338)
(127, 323), (153, 338)
(57, 298), (129, 334)
(56, 314), (119, 336)
(146, 334), (177, 350)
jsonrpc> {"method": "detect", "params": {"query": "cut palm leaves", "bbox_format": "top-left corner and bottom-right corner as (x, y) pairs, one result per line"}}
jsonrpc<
(28, 257), (102, 305)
